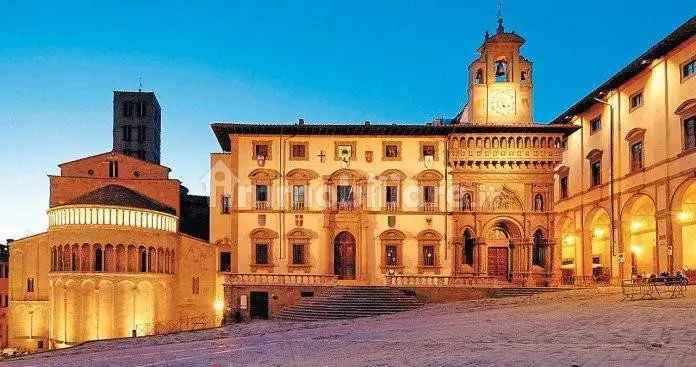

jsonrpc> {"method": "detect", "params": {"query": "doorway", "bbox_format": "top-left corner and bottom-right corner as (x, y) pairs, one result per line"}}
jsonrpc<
(487, 247), (509, 281)
(334, 231), (356, 280)
(249, 292), (269, 319)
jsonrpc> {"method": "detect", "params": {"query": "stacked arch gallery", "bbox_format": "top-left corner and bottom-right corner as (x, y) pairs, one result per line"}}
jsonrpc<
(8, 152), (219, 351)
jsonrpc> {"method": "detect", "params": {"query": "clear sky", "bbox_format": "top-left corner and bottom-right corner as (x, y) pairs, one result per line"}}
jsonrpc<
(0, 1), (691, 241)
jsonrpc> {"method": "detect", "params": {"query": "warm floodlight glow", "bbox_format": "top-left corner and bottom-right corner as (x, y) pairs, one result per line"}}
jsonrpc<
(593, 228), (605, 239)
(678, 211), (692, 223)
(630, 245), (642, 255)
(630, 221), (643, 232)
(563, 235), (575, 246)
(214, 300), (225, 312)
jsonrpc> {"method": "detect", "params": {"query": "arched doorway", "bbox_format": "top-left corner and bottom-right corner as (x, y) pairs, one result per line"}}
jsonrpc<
(672, 179), (696, 277)
(586, 208), (612, 283)
(334, 231), (356, 280)
(558, 217), (577, 285)
(485, 219), (521, 281)
(622, 194), (657, 277)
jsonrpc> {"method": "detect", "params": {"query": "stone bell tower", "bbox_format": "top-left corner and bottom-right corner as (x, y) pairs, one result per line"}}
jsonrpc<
(456, 17), (533, 125)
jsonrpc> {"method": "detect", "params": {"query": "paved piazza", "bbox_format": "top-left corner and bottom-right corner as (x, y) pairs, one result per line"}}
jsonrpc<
(5, 288), (696, 367)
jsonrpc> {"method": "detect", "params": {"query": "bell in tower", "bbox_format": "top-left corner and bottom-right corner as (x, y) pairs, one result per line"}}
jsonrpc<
(454, 15), (534, 125)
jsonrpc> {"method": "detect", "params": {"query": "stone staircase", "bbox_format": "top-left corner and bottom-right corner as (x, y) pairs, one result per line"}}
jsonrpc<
(275, 286), (423, 321)
(491, 287), (568, 298)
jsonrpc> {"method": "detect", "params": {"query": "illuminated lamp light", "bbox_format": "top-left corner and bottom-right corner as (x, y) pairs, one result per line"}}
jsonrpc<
(630, 245), (642, 255)
(563, 236), (575, 246)
(630, 221), (643, 232)
(214, 300), (225, 312)
(678, 211), (692, 223)
(593, 228), (605, 239)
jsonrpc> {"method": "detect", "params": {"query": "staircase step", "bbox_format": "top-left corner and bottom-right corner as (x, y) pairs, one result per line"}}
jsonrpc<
(275, 286), (422, 321)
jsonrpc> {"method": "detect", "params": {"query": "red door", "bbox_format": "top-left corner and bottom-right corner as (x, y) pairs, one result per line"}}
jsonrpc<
(487, 247), (509, 280)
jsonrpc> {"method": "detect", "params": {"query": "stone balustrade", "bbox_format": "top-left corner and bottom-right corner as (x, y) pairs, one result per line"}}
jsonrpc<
(386, 274), (501, 288)
(224, 273), (338, 286)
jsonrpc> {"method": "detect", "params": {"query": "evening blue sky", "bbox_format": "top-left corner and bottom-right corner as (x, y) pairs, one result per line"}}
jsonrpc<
(0, 1), (691, 240)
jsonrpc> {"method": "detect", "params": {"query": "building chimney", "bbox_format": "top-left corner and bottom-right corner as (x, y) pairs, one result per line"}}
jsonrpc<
(298, 118), (305, 125)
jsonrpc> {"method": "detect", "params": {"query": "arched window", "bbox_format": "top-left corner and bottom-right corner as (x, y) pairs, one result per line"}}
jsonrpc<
(474, 69), (484, 84)
(94, 246), (103, 272)
(139, 247), (148, 272)
(533, 194), (544, 212)
(494, 60), (509, 82)
(532, 230), (546, 266)
(463, 229), (475, 266)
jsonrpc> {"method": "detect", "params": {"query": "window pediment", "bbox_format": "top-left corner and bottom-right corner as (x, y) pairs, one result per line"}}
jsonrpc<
(379, 229), (406, 241)
(248, 168), (280, 184)
(326, 168), (366, 183)
(417, 229), (442, 242)
(624, 128), (646, 143)
(675, 98), (696, 116)
(414, 169), (444, 184)
(378, 169), (406, 182)
(249, 228), (278, 241)
(286, 228), (316, 240)
(555, 165), (570, 176)
(585, 149), (603, 161)
(286, 168), (318, 184)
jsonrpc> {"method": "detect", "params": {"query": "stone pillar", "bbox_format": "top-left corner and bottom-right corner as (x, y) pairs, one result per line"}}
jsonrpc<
(656, 212), (671, 275)
(547, 241), (561, 286)
(476, 238), (487, 276)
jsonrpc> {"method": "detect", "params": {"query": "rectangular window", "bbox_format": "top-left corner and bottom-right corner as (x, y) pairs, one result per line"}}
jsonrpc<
(423, 186), (436, 203)
(292, 185), (305, 209)
(384, 144), (400, 159)
(292, 244), (305, 265)
(221, 195), (231, 214)
(629, 91), (643, 110)
(219, 252), (232, 272)
(255, 185), (268, 203)
(385, 245), (398, 266)
(255, 244), (269, 265)
(464, 241), (475, 266)
(683, 58), (696, 80)
(385, 186), (398, 204)
(591, 161), (601, 187)
(337, 185), (353, 204)
(137, 101), (147, 117)
(684, 116), (696, 150)
(422, 144), (435, 158)
(631, 141), (644, 171)
(123, 101), (134, 117)
(560, 176), (569, 199)
(123, 125), (133, 141)
(27, 278), (34, 293)
(108, 161), (119, 178)
(589, 116), (601, 134)
(290, 143), (307, 160)
(255, 144), (269, 159)
(422, 246), (435, 267)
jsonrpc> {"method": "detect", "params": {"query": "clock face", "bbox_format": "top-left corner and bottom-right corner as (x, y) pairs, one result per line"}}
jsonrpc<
(489, 89), (516, 117)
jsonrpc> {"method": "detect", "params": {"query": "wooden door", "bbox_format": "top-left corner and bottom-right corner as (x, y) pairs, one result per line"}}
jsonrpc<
(334, 232), (356, 280)
(487, 247), (509, 280)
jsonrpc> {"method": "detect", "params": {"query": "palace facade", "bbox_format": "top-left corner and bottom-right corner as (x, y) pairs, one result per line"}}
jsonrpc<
(6, 15), (696, 350)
